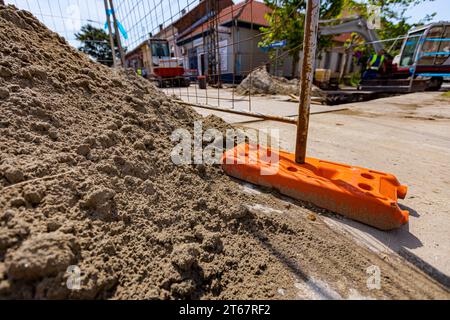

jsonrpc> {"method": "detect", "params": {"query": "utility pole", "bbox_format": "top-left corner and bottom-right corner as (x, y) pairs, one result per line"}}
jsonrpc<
(108, 0), (126, 66)
(103, 0), (117, 68)
(295, 0), (320, 164)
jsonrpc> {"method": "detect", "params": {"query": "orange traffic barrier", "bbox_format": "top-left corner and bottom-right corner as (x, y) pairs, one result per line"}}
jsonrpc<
(222, 144), (409, 230)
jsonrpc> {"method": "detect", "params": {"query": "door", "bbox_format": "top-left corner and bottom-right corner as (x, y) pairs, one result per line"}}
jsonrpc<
(199, 53), (207, 76)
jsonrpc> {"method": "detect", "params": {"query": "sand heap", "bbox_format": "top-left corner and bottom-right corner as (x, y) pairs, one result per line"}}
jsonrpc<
(0, 5), (289, 299)
(236, 66), (322, 96)
(1, 5), (449, 301)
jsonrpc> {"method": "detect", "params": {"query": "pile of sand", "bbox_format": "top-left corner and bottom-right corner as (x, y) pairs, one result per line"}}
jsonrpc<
(0, 5), (281, 299)
(1, 5), (448, 300)
(236, 67), (322, 96)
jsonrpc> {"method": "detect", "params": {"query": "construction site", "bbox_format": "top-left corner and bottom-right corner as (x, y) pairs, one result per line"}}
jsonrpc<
(0, 0), (449, 303)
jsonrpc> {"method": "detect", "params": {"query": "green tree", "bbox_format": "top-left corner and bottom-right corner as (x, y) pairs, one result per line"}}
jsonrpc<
(260, 0), (345, 78)
(75, 24), (122, 67)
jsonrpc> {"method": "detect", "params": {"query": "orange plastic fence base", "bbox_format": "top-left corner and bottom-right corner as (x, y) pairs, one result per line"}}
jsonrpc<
(222, 144), (409, 231)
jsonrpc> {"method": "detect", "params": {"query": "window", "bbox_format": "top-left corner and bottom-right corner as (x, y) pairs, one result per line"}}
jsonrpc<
(336, 53), (343, 73)
(436, 25), (450, 65)
(188, 47), (198, 70)
(419, 26), (444, 65)
(151, 41), (170, 58)
(324, 51), (331, 69)
(400, 30), (424, 67)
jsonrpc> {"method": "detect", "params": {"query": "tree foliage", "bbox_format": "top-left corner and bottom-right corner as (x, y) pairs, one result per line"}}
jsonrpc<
(260, 0), (344, 77)
(75, 24), (122, 67)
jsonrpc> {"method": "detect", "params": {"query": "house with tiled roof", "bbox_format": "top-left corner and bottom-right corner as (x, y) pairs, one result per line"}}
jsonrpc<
(124, 0), (361, 84)
(174, 0), (277, 82)
(173, 0), (360, 82)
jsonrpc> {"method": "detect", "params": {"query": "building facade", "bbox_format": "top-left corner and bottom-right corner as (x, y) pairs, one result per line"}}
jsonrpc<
(124, 0), (360, 83)
(174, 0), (273, 82)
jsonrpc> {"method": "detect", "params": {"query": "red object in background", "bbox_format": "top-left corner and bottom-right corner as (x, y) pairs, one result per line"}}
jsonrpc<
(396, 65), (450, 76)
(391, 63), (399, 73)
(153, 67), (185, 78)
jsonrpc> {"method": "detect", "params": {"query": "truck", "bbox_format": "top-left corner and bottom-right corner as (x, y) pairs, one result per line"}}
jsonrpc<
(139, 38), (190, 88)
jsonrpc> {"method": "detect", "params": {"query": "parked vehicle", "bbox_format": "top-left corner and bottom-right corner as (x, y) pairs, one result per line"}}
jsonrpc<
(143, 38), (190, 88)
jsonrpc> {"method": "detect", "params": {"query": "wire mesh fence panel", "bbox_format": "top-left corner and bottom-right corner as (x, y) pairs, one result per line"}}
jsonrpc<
(4, 0), (281, 113)
(4, 0), (413, 115)
(111, 0), (272, 113)
(6, 0), (105, 46)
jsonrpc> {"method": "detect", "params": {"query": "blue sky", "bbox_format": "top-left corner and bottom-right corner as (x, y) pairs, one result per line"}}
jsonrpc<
(404, 0), (450, 23)
(5, 0), (204, 48)
(4, 0), (449, 49)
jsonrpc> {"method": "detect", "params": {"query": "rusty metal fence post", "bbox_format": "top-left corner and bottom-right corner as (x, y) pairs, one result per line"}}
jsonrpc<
(295, 0), (321, 164)
(104, 0), (117, 69)
(108, 0), (126, 66)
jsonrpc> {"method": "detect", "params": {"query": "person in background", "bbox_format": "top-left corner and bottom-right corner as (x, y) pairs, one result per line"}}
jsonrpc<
(362, 49), (386, 80)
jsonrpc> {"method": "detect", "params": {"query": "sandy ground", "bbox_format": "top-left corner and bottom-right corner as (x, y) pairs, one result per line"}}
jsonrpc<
(162, 85), (346, 123)
(174, 88), (450, 285)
